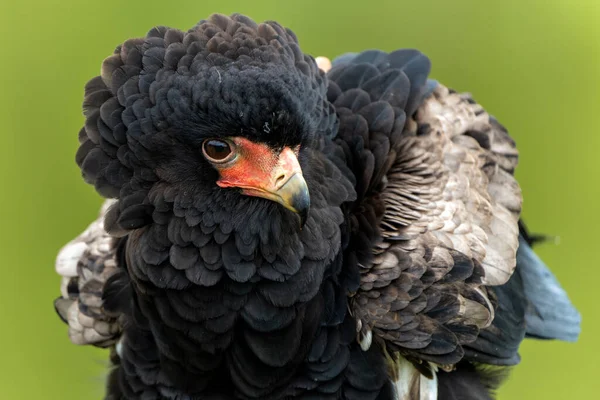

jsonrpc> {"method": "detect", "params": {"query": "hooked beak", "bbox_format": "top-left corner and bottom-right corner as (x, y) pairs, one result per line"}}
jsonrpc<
(216, 142), (310, 227)
(244, 172), (310, 227)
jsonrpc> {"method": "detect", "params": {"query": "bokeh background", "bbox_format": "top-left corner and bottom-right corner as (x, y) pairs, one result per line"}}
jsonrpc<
(1, 0), (598, 398)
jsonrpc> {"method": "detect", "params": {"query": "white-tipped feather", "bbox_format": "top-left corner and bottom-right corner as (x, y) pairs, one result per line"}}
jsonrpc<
(54, 199), (116, 279)
(55, 199), (121, 347)
(457, 292), (494, 328)
(59, 276), (72, 299)
(116, 336), (124, 358)
(359, 329), (373, 351)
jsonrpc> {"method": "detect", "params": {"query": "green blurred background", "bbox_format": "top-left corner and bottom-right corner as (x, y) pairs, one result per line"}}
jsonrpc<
(1, 0), (597, 398)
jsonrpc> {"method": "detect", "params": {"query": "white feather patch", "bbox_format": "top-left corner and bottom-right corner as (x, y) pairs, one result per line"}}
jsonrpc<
(55, 241), (87, 277)
(419, 368), (438, 400)
(393, 356), (438, 400)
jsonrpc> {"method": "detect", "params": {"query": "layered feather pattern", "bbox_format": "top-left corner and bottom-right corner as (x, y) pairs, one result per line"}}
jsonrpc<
(327, 51), (521, 370)
(53, 13), (579, 400)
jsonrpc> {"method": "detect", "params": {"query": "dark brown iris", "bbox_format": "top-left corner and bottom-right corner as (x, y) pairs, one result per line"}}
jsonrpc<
(203, 139), (234, 163)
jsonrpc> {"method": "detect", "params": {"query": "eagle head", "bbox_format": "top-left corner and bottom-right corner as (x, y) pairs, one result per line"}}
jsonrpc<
(75, 13), (355, 289)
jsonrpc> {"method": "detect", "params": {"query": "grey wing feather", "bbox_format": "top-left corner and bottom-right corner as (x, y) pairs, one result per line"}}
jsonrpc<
(464, 233), (581, 366)
(331, 52), (359, 67)
(517, 235), (581, 342)
(54, 199), (122, 347)
(332, 51), (439, 104)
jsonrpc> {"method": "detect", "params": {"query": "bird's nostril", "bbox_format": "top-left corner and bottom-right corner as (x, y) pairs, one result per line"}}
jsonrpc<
(275, 174), (287, 188)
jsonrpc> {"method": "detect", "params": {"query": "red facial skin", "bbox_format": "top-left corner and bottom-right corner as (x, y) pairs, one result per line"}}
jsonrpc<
(214, 137), (302, 197)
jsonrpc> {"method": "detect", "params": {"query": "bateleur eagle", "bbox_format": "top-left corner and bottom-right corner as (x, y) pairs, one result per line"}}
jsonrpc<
(54, 13), (581, 400)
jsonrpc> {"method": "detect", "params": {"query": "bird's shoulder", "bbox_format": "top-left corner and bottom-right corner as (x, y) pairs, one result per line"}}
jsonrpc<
(325, 49), (523, 394)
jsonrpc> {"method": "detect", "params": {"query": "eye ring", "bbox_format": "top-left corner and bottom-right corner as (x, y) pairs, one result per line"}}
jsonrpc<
(202, 139), (235, 163)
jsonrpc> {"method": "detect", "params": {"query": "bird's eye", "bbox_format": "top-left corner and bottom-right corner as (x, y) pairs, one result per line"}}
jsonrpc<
(202, 139), (234, 163)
